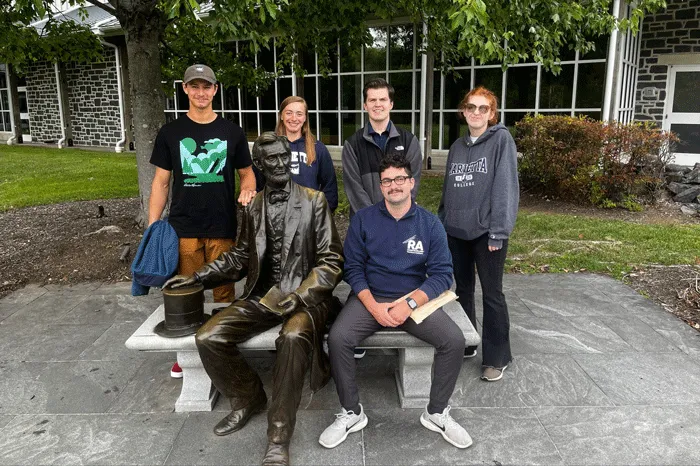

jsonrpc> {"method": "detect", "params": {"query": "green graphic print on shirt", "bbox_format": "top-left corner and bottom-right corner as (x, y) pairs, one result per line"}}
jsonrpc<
(180, 137), (228, 184)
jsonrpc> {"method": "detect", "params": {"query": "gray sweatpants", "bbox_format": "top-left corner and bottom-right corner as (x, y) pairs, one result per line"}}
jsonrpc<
(328, 294), (466, 413)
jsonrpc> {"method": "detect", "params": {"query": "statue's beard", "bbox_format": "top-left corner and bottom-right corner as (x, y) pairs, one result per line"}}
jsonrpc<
(266, 172), (290, 188)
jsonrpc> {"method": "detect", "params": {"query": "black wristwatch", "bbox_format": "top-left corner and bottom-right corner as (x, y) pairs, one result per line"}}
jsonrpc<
(405, 297), (418, 310)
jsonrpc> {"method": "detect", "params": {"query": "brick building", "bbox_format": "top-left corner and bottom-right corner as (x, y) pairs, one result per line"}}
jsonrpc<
(1, 0), (698, 166)
(633, 0), (700, 165)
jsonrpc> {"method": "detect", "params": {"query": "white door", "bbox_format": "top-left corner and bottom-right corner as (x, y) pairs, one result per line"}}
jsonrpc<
(663, 65), (700, 166)
(17, 86), (31, 142)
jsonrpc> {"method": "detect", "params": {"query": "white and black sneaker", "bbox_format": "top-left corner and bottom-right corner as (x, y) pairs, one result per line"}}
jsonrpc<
(420, 406), (472, 449)
(318, 404), (368, 448)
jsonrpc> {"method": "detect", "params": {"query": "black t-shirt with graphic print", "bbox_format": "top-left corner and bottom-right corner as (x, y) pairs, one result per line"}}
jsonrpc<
(150, 114), (252, 239)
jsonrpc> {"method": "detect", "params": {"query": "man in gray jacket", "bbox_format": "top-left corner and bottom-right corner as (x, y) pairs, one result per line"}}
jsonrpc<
(342, 78), (422, 217)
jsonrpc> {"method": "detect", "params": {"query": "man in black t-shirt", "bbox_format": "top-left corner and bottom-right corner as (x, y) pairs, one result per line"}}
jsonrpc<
(148, 64), (256, 378)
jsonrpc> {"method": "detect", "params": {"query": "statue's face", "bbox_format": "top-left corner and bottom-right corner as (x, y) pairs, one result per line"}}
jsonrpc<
(257, 141), (291, 188)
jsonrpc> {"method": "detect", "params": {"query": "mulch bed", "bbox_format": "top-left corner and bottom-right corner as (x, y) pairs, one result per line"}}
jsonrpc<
(0, 196), (697, 333)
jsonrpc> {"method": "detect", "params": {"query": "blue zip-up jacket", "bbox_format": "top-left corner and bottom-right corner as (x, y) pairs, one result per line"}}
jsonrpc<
(343, 201), (453, 300)
(131, 220), (179, 296)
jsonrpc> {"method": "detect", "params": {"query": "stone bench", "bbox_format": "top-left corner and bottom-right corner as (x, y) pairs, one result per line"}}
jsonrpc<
(125, 288), (480, 411)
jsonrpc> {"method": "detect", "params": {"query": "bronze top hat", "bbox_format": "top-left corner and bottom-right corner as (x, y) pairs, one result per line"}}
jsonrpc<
(154, 283), (207, 338)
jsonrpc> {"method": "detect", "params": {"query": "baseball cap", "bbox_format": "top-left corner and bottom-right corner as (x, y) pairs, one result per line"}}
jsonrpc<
(183, 64), (217, 84)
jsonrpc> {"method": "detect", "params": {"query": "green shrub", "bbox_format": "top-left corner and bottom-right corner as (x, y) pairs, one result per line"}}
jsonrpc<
(516, 115), (677, 210)
(597, 121), (676, 205)
(516, 115), (601, 201)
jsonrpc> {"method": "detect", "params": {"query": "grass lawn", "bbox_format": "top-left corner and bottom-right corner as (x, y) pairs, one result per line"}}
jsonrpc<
(509, 211), (700, 277)
(3, 145), (699, 279)
(0, 145), (138, 211)
(339, 173), (700, 279)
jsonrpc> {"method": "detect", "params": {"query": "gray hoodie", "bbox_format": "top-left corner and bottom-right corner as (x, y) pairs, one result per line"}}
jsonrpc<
(437, 124), (519, 248)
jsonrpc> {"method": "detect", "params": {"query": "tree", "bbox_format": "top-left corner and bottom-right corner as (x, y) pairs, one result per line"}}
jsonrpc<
(0, 1), (103, 71)
(2, 0), (282, 225)
(442, 0), (668, 73)
(1, 0), (667, 224)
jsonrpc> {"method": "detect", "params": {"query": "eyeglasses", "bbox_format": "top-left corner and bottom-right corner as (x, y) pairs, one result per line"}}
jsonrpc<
(380, 175), (410, 187)
(464, 104), (491, 115)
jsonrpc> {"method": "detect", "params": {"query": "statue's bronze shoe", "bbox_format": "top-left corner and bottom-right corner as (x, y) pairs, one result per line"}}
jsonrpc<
(261, 442), (289, 466)
(213, 391), (267, 436)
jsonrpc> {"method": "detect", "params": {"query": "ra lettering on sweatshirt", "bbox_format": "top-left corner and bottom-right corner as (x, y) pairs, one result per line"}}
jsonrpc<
(343, 201), (453, 301)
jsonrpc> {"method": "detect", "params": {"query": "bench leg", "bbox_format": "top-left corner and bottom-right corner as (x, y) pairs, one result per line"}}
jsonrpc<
(395, 347), (433, 409)
(175, 351), (219, 413)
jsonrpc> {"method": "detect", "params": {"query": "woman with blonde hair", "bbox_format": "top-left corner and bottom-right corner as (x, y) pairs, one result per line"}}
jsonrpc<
(274, 96), (338, 211)
(438, 86), (519, 382)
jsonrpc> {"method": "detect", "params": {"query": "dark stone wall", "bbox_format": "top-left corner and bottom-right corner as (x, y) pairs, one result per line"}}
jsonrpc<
(635, 0), (700, 123)
(23, 46), (123, 147)
(25, 61), (63, 143)
(65, 47), (122, 147)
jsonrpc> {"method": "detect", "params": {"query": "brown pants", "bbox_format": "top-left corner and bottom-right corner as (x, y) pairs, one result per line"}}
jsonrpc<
(195, 300), (317, 444)
(178, 238), (235, 302)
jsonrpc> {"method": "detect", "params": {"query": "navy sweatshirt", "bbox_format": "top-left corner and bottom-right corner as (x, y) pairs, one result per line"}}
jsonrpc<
(289, 138), (339, 212)
(343, 201), (453, 300)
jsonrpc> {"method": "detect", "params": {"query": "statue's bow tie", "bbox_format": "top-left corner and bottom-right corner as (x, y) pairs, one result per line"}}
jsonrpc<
(268, 191), (289, 205)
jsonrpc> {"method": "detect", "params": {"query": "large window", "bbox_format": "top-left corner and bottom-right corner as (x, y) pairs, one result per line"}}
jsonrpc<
(0, 64), (12, 132)
(431, 37), (608, 149)
(164, 26), (421, 146)
(163, 27), (609, 150)
(330, 25), (419, 145)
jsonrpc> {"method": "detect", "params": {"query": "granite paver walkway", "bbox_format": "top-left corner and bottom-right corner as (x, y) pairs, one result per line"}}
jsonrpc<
(0, 274), (699, 465)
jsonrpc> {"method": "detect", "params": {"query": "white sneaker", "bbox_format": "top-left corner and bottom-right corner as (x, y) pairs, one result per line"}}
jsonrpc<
(318, 404), (368, 448)
(420, 406), (472, 449)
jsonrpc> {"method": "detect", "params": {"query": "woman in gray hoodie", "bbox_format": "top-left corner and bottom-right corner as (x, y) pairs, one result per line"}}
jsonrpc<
(437, 86), (519, 382)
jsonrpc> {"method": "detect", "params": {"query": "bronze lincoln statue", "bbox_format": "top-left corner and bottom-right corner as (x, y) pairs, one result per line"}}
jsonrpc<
(165, 132), (343, 466)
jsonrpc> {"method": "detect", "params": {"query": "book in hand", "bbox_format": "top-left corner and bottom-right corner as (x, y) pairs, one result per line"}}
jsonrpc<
(259, 285), (290, 316)
(392, 290), (458, 324)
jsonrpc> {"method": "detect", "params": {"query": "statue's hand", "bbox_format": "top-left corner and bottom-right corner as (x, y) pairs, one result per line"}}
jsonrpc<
(163, 274), (199, 289)
(278, 293), (300, 315)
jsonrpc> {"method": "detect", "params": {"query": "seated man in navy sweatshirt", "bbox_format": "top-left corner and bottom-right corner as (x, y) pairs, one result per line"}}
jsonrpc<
(319, 152), (472, 450)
